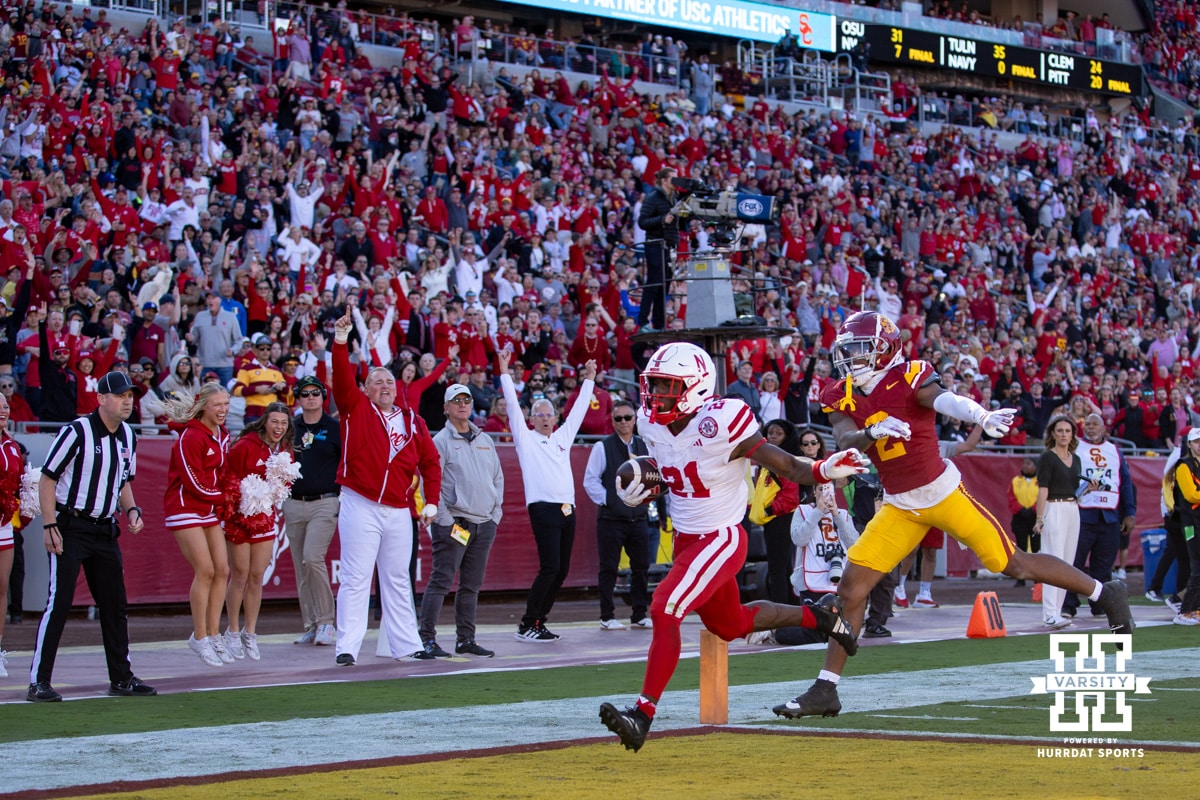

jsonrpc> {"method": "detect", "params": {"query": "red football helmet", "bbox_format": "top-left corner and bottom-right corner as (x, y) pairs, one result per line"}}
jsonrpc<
(640, 342), (716, 425)
(833, 310), (904, 386)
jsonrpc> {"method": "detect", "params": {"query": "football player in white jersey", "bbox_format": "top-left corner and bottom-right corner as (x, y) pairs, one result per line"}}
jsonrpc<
(599, 342), (870, 752)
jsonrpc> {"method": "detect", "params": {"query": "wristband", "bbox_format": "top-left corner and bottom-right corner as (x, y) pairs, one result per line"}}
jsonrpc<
(126, 506), (142, 518)
(811, 460), (830, 484)
(44, 522), (59, 531)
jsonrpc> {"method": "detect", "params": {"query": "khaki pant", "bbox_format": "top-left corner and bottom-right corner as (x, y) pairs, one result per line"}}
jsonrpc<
(282, 496), (339, 629)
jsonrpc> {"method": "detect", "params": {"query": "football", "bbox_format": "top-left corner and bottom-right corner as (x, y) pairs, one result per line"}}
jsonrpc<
(616, 456), (664, 501)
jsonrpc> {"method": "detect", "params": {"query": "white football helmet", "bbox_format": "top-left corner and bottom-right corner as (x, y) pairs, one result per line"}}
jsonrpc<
(641, 342), (716, 425)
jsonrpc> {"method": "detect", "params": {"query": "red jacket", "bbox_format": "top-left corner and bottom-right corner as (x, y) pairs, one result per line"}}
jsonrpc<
(164, 418), (230, 523)
(332, 341), (441, 508)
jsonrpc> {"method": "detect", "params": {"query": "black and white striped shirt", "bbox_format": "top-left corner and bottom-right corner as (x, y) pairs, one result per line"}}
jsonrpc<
(42, 412), (137, 520)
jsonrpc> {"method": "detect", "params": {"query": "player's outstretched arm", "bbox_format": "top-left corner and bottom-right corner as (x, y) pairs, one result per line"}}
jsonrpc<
(738, 432), (869, 486)
(923, 384), (1014, 438)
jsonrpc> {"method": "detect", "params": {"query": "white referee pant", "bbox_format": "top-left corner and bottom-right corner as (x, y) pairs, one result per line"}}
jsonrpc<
(1041, 499), (1080, 623)
(335, 488), (422, 660)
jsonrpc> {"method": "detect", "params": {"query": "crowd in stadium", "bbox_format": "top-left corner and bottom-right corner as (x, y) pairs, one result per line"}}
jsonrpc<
(0, 0), (1197, 458)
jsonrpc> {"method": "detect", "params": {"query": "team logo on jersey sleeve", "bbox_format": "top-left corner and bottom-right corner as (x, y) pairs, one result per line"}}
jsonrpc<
(698, 417), (718, 438)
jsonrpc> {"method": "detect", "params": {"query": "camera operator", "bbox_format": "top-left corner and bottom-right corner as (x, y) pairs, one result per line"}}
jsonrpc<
(636, 168), (679, 332)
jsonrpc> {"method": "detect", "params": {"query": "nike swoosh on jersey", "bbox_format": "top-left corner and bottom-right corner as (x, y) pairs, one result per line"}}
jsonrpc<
(886, 381), (899, 390)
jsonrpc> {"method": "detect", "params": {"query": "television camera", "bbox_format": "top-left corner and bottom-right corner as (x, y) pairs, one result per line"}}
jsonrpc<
(669, 178), (781, 247)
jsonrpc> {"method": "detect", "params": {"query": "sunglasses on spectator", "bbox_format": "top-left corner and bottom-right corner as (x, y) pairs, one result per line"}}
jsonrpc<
(0, 382), (14, 390)
(612, 414), (634, 422)
(298, 389), (323, 398)
(801, 439), (821, 446)
(448, 395), (473, 405)
(129, 367), (144, 374)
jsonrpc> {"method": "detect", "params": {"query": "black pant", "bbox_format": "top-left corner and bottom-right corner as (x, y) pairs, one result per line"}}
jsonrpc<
(774, 590), (829, 645)
(867, 567), (897, 628)
(9, 527), (24, 615)
(523, 502), (576, 626)
(762, 513), (796, 605)
(1181, 527), (1200, 615)
(30, 517), (133, 685)
(1151, 514), (1191, 595)
(637, 241), (668, 330)
(597, 515), (650, 623)
(1064, 519), (1119, 615)
(1012, 508), (1040, 554)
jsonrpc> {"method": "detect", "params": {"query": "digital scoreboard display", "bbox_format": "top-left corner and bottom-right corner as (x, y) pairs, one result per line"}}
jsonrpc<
(836, 21), (1143, 96)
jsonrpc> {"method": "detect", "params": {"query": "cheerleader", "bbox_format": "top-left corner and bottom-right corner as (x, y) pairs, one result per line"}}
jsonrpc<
(164, 384), (232, 668)
(0, 393), (26, 677)
(221, 402), (294, 661)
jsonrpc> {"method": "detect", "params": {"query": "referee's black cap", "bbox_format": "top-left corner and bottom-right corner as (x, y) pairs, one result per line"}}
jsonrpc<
(97, 372), (136, 396)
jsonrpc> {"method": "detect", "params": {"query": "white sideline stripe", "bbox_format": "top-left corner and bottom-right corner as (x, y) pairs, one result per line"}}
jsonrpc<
(5, 647), (1198, 793)
(869, 714), (980, 721)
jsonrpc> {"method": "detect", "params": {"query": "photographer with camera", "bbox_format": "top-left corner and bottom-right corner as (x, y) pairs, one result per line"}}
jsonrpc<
(747, 482), (857, 647)
(1063, 414), (1136, 619)
(636, 168), (679, 332)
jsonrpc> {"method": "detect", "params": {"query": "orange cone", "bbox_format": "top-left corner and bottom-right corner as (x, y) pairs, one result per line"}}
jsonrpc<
(966, 591), (1007, 638)
(1032, 583), (1043, 602)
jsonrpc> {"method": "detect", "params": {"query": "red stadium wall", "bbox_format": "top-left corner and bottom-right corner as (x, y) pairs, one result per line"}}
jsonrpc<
(67, 443), (1161, 605)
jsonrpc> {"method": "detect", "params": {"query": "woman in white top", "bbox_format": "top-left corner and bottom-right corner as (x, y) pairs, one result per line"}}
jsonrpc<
(352, 302), (397, 369)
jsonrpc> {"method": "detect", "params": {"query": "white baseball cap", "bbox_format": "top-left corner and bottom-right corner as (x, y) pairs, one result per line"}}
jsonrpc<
(444, 383), (472, 403)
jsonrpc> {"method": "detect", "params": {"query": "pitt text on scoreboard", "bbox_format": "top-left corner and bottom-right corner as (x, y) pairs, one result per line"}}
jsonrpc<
(842, 22), (1143, 97)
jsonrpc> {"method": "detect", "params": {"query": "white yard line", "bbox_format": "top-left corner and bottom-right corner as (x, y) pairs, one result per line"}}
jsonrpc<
(5, 648), (1197, 794)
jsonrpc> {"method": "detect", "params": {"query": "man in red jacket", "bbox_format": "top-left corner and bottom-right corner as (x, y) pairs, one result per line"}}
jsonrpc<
(331, 310), (442, 666)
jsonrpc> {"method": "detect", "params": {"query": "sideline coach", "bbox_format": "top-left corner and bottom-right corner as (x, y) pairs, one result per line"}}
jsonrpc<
(28, 371), (156, 702)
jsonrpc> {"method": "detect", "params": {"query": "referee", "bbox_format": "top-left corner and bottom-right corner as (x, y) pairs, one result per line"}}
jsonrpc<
(28, 371), (156, 702)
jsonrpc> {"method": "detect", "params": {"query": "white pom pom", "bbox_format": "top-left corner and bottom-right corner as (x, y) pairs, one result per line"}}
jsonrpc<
(239, 474), (276, 517)
(264, 452), (302, 508)
(21, 464), (40, 519)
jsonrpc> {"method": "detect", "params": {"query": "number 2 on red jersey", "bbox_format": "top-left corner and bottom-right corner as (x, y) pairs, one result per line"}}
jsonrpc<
(660, 462), (711, 498)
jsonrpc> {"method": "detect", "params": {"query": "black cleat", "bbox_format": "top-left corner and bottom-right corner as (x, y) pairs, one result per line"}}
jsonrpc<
(108, 677), (157, 697)
(335, 653), (356, 666)
(1097, 580), (1134, 635)
(27, 682), (62, 703)
(599, 702), (652, 752)
(809, 593), (858, 656)
(772, 679), (842, 719)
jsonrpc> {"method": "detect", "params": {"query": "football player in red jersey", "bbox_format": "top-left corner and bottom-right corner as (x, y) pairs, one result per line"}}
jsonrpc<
(774, 311), (1135, 720)
(599, 342), (870, 752)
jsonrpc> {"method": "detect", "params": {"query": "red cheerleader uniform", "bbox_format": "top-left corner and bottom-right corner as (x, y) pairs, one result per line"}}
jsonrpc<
(220, 434), (285, 545)
(164, 419), (230, 530)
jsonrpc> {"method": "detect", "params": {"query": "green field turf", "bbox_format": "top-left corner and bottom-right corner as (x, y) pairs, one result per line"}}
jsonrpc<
(4, 626), (1193, 746)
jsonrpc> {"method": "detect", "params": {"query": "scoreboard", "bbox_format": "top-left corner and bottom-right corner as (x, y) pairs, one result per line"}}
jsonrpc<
(837, 20), (1143, 97)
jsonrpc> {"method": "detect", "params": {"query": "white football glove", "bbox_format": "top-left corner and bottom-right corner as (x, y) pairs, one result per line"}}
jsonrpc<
(616, 475), (652, 507)
(979, 408), (1016, 438)
(420, 503), (438, 522)
(816, 449), (871, 482)
(866, 416), (911, 441)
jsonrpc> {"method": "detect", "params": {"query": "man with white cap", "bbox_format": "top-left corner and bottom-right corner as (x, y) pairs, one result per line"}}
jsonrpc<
(417, 383), (504, 659)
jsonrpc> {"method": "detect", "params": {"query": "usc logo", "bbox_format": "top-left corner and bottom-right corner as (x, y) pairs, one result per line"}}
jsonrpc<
(1088, 447), (1107, 469)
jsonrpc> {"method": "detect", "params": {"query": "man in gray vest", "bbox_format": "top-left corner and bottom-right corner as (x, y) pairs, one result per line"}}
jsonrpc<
(583, 399), (652, 630)
(1066, 414), (1136, 617)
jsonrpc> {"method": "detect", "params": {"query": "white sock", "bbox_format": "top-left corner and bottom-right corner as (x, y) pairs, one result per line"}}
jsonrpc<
(894, 580), (907, 598)
(818, 669), (842, 685)
(1089, 581), (1104, 602)
(920, 581), (932, 596)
